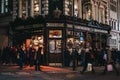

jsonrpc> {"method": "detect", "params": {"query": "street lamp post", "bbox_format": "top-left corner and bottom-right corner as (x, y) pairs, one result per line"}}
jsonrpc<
(72, 0), (76, 71)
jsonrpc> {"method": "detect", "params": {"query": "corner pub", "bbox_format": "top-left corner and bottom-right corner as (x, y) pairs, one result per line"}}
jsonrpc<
(9, 0), (111, 66)
(10, 16), (110, 66)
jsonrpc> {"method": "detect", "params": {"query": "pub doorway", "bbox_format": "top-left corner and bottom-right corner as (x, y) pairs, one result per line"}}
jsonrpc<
(47, 30), (63, 66)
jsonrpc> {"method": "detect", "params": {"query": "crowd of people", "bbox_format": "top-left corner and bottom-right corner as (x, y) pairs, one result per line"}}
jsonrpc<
(64, 45), (120, 75)
(0, 44), (120, 75)
(0, 45), (43, 71)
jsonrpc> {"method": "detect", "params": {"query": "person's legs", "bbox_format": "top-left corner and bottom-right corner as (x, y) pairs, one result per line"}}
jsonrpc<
(19, 59), (23, 69)
(91, 63), (95, 73)
(80, 61), (88, 74)
(112, 62), (119, 75)
(102, 62), (107, 75)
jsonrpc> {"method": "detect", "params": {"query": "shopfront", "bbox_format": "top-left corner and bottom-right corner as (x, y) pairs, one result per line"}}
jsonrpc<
(11, 17), (110, 66)
(45, 23), (65, 66)
(66, 24), (108, 50)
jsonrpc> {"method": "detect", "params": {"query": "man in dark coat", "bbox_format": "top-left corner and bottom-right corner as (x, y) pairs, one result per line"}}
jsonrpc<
(35, 47), (42, 71)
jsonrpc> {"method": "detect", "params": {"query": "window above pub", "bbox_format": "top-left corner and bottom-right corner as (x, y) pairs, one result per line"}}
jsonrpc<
(33, 0), (40, 15)
(0, 0), (8, 14)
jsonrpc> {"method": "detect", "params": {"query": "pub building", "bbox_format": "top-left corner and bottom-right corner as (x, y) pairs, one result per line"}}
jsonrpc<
(10, 16), (111, 66)
(9, 0), (111, 66)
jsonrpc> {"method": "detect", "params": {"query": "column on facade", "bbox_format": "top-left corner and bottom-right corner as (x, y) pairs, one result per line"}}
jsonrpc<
(18, 0), (22, 17)
(91, 0), (94, 20)
(77, 0), (82, 18)
(41, 0), (48, 15)
(99, 33), (102, 49)
(39, 0), (41, 15)
(26, 0), (28, 17)
(13, 0), (17, 20)
(31, 0), (34, 17)
(95, 33), (98, 48)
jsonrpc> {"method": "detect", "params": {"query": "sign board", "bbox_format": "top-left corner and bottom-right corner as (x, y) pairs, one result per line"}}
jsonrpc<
(67, 24), (108, 34)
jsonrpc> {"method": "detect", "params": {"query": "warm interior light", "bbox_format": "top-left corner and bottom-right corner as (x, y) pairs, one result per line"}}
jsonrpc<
(35, 5), (39, 12)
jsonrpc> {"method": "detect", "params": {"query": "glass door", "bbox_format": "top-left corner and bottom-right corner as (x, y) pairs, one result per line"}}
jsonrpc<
(49, 40), (62, 54)
(48, 39), (62, 65)
(48, 30), (63, 66)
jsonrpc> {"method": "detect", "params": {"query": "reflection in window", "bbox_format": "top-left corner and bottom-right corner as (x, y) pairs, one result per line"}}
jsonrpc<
(49, 40), (61, 53)
(49, 30), (62, 38)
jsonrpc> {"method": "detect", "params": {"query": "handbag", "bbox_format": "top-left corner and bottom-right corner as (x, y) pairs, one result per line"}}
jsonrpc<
(87, 63), (92, 71)
(107, 64), (113, 71)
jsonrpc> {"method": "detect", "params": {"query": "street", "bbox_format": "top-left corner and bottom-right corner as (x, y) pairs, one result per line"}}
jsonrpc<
(0, 65), (120, 80)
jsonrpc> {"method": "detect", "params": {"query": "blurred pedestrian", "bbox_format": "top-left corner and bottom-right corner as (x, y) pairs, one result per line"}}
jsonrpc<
(29, 45), (36, 67)
(17, 45), (24, 70)
(80, 47), (95, 74)
(101, 46), (119, 76)
(64, 47), (70, 67)
(35, 47), (42, 71)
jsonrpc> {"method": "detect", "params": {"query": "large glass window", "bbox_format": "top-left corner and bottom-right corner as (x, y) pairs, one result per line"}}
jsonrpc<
(49, 40), (62, 53)
(66, 30), (85, 49)
(29, 35), (44, 54)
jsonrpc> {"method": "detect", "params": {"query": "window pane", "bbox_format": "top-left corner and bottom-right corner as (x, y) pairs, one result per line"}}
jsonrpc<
(49, 30), (62, 38)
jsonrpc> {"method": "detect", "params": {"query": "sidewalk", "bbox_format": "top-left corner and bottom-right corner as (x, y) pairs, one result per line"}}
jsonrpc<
(0, 65), (120, 80)
(0, 65), (76, 73)
(0, 64), (119, 74)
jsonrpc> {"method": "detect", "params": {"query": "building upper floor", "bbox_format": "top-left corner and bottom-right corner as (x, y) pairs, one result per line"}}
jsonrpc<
(0, 0), (109, 24)
(0, 0), (119, 29)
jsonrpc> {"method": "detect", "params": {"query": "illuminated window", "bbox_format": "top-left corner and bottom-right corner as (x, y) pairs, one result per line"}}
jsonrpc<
(5, 0), (8, 13)
(21, 0), (27, 18)
(49, 30), (62, 38)
(1, 0), (8, 13)
(34, 0), (40, 15)
(5, 0), (8, 5)
(5, 8), (8, 12)
(64, 0), (73, 16)
(1, 0), (4, 13)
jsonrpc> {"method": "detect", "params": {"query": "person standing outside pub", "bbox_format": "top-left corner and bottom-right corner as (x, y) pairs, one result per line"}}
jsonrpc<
(35, 47), (42, 71)
(17, 45), (24, 70)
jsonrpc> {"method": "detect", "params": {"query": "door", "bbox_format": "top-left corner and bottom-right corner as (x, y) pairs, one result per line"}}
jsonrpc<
(48, 39), (62, 66)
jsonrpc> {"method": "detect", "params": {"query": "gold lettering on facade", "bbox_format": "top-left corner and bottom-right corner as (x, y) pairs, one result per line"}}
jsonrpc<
(47, 23), (64, 27)
(15, 24), (44, 30)
(67, 24), (108, 34)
